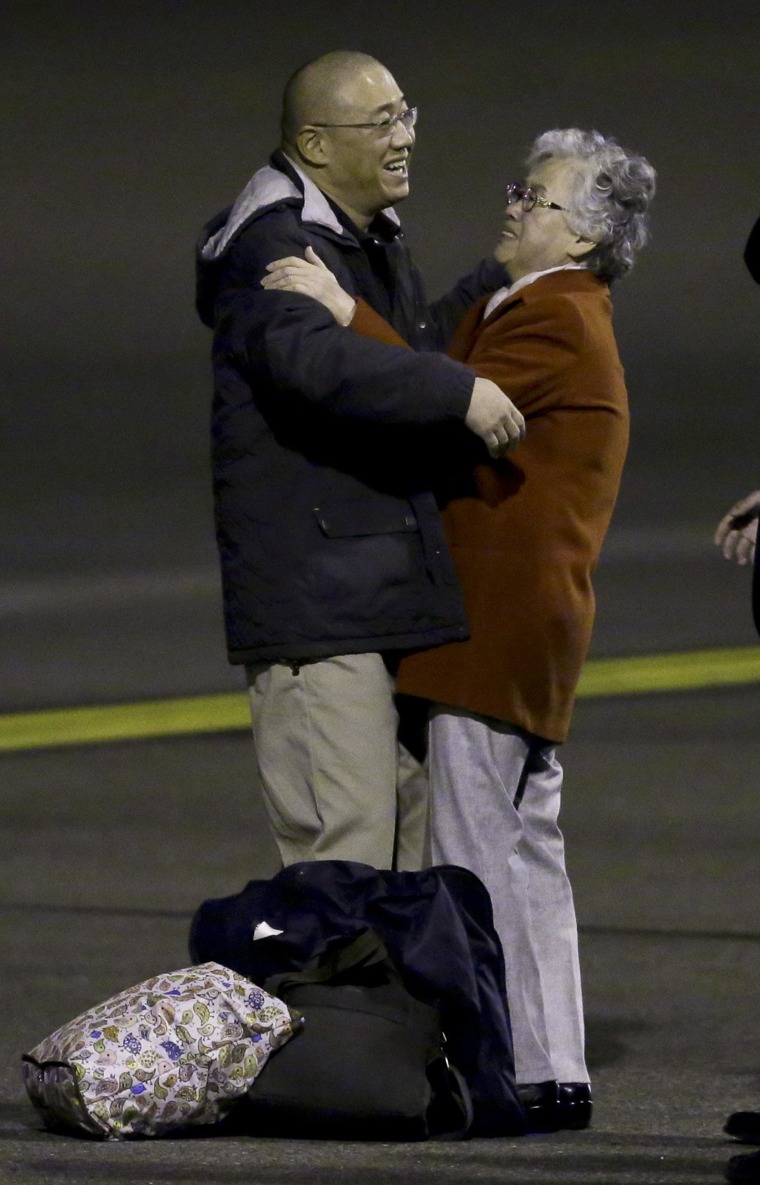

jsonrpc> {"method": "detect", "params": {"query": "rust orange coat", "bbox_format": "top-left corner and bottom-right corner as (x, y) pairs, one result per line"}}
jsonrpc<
(352, 268), (629, 743)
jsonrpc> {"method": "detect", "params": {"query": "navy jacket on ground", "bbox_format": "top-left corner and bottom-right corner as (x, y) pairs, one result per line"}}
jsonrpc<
(196, 151), (505, 664)
(189, 859), (526, 1137)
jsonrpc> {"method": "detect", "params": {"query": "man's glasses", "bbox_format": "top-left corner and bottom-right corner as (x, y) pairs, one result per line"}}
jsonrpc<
(310, 107), (417, 140)
(505, 183), (566, 213)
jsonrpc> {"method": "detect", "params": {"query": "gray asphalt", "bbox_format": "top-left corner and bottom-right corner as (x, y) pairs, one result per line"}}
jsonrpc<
(3, 575), (760, 1183)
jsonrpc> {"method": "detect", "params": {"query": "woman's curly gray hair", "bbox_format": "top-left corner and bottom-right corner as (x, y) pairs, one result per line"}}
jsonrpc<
(527, 128), (656, 282)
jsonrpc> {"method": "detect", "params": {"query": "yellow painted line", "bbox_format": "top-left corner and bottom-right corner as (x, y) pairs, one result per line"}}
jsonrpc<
(577, 646), (760, 697)
(1, 646), (759, 753)
(0, 693), (251, 753)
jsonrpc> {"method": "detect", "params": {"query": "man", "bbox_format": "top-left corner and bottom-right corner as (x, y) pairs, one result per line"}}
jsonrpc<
(195, 51), (524, 873)
(714, 213), (760, 637)
(264, 126), (656, 1131)
(715, 486), (760, 640)
(713, 211), (760, 1185)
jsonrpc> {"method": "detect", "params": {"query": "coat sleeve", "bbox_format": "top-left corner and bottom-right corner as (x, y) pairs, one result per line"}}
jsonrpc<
(351, 299), (412, 348)
(211, 220), (474, 428)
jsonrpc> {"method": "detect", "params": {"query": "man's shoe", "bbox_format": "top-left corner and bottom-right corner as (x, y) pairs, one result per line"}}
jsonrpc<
(558, 1082), (593, 1130)
(726, 1148), (760, 1183)
(518, 1081), (561, 1132)
(726, 1112), (760, 1144)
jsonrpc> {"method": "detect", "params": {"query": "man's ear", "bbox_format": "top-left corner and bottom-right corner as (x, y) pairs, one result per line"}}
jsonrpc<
(296, 126), (328, 168)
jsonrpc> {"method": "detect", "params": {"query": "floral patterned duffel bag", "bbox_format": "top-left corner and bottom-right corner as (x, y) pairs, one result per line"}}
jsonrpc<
(22, 961), (301, 1139)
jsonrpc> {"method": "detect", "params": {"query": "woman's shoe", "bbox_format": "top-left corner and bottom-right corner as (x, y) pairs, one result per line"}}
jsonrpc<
(558, 1082), (593, 1130)
(518, 1081), (592, 1132)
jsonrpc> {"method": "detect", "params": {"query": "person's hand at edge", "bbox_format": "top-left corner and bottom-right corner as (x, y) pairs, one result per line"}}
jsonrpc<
(714, 491), (760, 565)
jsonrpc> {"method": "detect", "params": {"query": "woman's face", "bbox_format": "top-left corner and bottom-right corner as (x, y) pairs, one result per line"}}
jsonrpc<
(495, 157), (593, 280)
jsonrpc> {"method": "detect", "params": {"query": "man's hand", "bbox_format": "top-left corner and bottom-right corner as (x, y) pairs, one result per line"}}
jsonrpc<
(465, 378), (526, 458)
(261, 246), (356, 326)
(714, 491), (760, 565)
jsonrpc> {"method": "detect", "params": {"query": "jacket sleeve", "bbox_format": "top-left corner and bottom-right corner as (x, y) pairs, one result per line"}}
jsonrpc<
(350, 290), (587, 421)
(211, 220), (474, 428)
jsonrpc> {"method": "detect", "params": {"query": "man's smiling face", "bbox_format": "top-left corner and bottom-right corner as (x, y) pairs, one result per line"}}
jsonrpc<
(308, 63), (416, 228)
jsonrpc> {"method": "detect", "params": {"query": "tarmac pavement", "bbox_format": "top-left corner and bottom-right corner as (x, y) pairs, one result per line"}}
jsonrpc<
(3, 679), (760, 1183)
(2, 469), (760, 1185)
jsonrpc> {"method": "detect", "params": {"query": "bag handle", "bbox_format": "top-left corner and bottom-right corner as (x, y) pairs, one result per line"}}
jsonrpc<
(264, 928), (394, 998)
(427, 1057), (474, 1140)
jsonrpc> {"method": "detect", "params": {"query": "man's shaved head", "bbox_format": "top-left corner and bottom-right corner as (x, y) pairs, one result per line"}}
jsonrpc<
(281, 51), (390, 147)
(278, 51), (413, 230)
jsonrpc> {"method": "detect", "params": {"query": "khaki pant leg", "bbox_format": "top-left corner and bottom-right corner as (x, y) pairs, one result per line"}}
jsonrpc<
(246, 653), (398, 868)
(394, 744), (431, 872)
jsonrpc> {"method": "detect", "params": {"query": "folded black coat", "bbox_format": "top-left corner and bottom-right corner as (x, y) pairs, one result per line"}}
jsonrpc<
(189, 860), (526, 1137)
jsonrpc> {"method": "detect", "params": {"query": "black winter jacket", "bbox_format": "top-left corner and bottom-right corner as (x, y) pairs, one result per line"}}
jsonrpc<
(196, 152), (505, 664)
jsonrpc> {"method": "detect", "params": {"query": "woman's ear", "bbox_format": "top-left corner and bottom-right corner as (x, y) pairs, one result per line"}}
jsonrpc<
(569, 235), (597, 263)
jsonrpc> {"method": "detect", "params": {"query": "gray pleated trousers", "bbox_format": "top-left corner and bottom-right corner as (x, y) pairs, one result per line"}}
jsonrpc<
(428, 705), (589, 1085)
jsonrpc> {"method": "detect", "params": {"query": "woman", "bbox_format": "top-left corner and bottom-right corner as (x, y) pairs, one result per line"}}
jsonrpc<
(262, 127), (656, 1131)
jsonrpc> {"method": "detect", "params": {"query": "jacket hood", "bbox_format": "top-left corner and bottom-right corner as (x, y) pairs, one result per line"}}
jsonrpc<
(198, 152), (400, 262)
(195, 152), (400, 327)
(200, 156), (335, 263)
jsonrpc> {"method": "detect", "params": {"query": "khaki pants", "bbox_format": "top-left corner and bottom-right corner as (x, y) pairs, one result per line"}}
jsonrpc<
(246, 653), (428, 871)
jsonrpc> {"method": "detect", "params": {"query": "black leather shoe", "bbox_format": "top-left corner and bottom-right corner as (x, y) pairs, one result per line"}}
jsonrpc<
(558, 1082), (593, 1130)
(518, 1081), (561, 1132)
(726, 1112), (760, 1144)
(727, 1148), (760, 1183)
(518, 1081), (593, 1133)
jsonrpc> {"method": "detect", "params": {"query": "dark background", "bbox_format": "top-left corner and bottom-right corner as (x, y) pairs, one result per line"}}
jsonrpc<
(4, 0), (760, 710)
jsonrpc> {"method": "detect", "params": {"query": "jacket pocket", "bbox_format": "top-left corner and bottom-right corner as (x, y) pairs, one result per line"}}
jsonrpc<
(313, 502), (418, 538)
